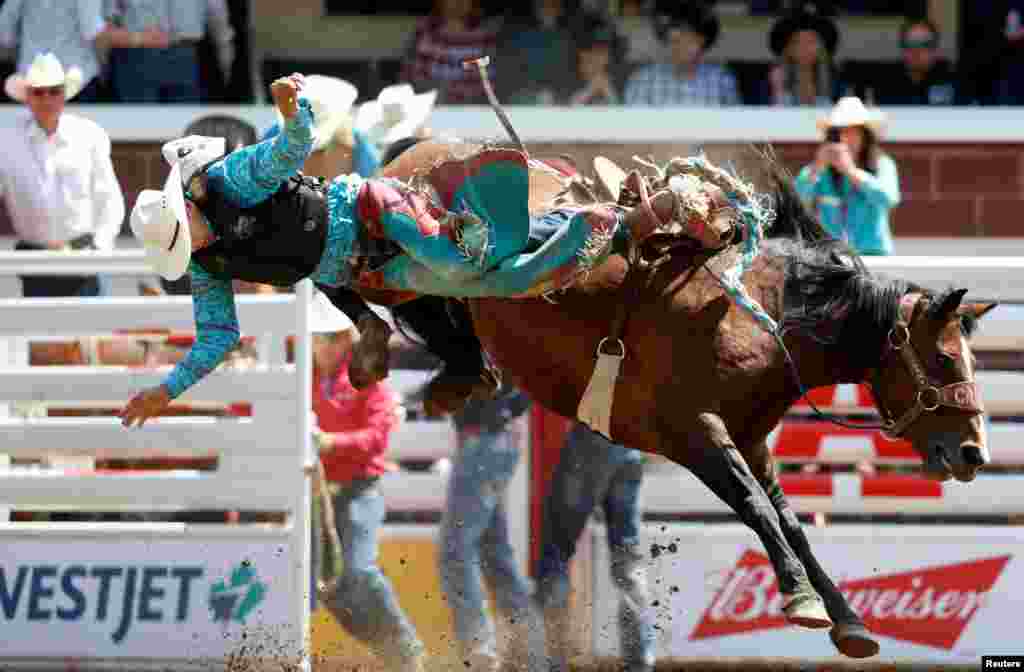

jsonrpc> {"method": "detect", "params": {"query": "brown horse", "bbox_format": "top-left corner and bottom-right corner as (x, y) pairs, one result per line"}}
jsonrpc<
(372, 145), (996, 658)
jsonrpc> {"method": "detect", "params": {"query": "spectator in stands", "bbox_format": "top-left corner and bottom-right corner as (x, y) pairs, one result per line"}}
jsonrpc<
(0, 1), (110, 102)
(439, 385), (542, 672)
(763, 1), (841, 107)
(875, 17), (958, 105)
(496, 0), (575, 104)
(566, 11), (628, 106)
(401, 0), (498, 105)
(958, 1), (1024, 105)
(535, 422), (654, 672)
(102, 0), (234, 103)
(624, 0), (739, 106)
(354, 83), (434, 160)
(794, 96), (900, 255)
(308, 289), (426, 672)
(0, 52), (125, 299)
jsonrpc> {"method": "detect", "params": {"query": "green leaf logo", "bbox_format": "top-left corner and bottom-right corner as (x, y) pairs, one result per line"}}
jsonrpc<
(209, 561), (267, 624)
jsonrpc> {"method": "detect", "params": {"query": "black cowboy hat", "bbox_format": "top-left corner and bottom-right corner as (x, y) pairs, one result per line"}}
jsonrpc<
(571, 11), (627, 61)
(651, 0), (721, 51)
(769, 1), (839, 56)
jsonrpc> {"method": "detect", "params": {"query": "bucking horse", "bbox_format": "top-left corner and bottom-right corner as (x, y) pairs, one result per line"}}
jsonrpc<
(353, 126), (995, 660)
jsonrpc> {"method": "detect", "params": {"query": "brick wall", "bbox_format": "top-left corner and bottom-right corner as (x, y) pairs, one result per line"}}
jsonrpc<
(3, 141), (1018, 240)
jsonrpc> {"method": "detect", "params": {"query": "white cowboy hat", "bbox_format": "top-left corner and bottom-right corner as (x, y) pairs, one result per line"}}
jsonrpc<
(309, 289), (354, 334)
(130, 163), (192, 281)
(817, 96), (886, 134)
(130, 135), (227, 281)
(4, 52), (85, 103)
(275, 75), (358, 152)
(354, 84), (438, 147)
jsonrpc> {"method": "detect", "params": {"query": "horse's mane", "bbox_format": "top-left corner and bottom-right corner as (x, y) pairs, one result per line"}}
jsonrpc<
(759, 155), (974, 371)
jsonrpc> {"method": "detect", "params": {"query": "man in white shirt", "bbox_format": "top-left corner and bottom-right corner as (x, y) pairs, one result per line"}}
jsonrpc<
(0, 53), (125, 297)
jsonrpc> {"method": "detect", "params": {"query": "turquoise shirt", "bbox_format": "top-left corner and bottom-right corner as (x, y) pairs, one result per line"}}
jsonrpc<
(793, 154), (901, 256)
(162, 99), (363, 399)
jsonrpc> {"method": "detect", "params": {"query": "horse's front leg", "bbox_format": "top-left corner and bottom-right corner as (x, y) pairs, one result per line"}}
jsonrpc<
(676, 412), (830, 629)
(744, 438), (880, 659)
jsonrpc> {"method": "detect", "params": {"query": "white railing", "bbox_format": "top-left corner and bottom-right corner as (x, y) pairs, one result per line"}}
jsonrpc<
(0, 257), (314, 670)
(5, 105), (1024, 144)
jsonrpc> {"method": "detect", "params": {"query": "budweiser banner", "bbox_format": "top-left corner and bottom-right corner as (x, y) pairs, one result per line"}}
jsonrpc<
(588, 523), (1024, 663)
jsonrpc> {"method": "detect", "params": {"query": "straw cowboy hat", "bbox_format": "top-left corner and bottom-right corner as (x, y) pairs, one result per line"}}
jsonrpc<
(130, 136), (227, 281)
(4, 52), (85, 102)
(817, 96), (886, 134)
(273, 74), (358, 152)
(651, 0), (721, 50)
(354, 84), (438, 147)
(769, 2), (839, 56)
(309, 288), (354, 334)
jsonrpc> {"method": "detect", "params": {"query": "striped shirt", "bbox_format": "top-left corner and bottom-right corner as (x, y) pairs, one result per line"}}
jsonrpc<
(103, 0), (233, 42)
(401, 16), (497, 105)
(624, 62), (740, 107)
(0, 0), (107, 86)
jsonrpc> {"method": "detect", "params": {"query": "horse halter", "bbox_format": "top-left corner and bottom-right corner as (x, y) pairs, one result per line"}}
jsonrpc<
(869, 295), (984, 440)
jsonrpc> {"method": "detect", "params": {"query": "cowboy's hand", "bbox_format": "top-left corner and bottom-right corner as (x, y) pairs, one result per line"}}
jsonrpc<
(271, 73), (305, 120)
(121, 385), (171, 428)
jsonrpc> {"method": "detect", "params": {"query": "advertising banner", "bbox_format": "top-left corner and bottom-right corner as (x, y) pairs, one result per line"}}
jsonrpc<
(590, 524), (1024, 664)
(0, 529), (301, 661)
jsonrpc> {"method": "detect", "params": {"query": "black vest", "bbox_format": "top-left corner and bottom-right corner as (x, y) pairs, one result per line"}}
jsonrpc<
(191, 168), (329, 287)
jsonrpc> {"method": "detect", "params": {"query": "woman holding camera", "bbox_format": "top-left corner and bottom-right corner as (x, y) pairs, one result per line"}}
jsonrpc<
(794, 96), (901, 256)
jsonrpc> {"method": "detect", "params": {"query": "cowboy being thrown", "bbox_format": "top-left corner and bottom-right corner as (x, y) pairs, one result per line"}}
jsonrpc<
(121, 73), (717, 426)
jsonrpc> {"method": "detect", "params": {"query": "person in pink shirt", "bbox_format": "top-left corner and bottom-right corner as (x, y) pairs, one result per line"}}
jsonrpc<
(309, 290), (424, 672)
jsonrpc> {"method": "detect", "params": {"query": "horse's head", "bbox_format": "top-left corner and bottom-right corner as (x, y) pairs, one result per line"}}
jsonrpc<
(870, 289), (997, 482)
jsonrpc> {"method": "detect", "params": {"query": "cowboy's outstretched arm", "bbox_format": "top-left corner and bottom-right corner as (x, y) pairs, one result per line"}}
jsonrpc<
(162, 262), (241, 398)
(205, 97), (314, 208)
(121, 262), (239, 427)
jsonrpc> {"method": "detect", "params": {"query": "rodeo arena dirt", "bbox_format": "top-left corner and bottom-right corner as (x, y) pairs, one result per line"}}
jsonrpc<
(2, 7), (1024, 671)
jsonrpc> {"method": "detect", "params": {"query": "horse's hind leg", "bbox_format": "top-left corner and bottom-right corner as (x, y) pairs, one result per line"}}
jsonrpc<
(676, 413), (830, 629)
(745, 438), (880, 659)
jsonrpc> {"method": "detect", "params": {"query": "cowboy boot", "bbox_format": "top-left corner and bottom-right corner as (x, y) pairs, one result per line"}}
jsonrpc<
(349, 312), (393, 389)
(621, 171), (735, 250)
(620, 171), (676, 242)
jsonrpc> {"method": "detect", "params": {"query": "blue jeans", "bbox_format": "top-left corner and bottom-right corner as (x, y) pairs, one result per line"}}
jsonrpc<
(439, 425), (543, 668)
(110, 45), (202, 103)
(534, 423), (654, 672)
(312, 477), (423, 663)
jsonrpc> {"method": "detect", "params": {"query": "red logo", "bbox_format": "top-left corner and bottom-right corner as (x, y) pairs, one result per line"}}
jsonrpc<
(691, 550), (1011, 650)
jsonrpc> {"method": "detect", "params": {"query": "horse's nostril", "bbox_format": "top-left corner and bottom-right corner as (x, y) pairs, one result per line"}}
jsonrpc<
(962, 444), (986, 467)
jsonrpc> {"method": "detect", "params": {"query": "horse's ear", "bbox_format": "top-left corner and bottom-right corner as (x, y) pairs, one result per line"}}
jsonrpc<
(937, 288), (968, 318)
(960, 302), (998, 320)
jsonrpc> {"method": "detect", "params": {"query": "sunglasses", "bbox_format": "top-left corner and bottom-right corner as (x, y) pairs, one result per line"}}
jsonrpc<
(901, 37), (937, 49)
(28, 85), (64, 98)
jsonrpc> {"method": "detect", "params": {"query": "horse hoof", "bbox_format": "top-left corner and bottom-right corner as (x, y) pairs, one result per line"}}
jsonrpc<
(830, 623), (880, 659)
(783, 593), (832, 629)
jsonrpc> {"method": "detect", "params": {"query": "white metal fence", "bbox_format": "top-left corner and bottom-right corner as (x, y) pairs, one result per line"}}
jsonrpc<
(0, 252), (314, 671)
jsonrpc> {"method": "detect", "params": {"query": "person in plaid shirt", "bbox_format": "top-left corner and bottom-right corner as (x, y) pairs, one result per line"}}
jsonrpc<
(624, 0), (739, 106)
(401, 0), (497, 105)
